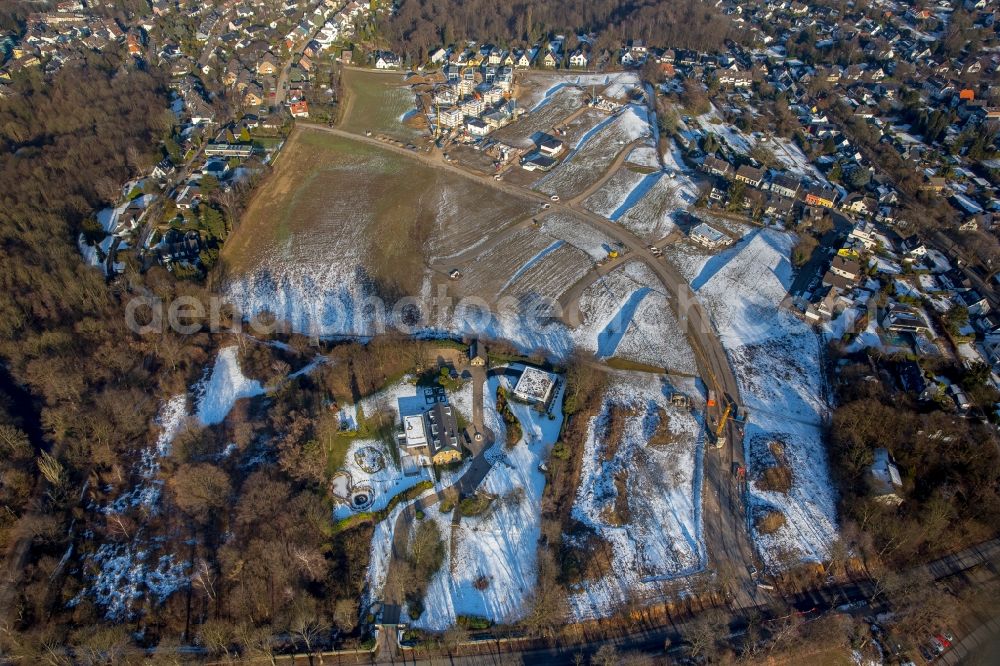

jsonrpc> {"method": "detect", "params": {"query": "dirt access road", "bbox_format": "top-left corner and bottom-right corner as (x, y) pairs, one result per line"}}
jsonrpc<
(300, 121), (758, 609)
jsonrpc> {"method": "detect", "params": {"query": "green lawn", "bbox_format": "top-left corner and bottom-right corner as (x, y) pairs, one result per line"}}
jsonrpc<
(340, 68), (419, 139)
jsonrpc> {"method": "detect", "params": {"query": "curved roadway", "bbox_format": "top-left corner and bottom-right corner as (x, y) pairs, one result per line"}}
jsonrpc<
(299, 119), (758, 607)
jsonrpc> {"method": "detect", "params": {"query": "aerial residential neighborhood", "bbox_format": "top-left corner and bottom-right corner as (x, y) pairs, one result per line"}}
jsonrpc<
(1, 0), (999, 664)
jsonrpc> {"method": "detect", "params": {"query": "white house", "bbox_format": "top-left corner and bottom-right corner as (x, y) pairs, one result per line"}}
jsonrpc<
(466, 117), (489, 137)
(402, 414), (427, 448)
(438, 106), (464, 128)
(690, 222), (732, 249)
(848, 221), (879, 251)
(374, 51), (400, 69)
(869, 448), (903, 504)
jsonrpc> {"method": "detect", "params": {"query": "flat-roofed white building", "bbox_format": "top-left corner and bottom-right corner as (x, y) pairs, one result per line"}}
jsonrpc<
(403, 414), (427, 448)
(438, 106), (464, 128)
(690, 222), (732, 249)
(512, 366), (557, 405)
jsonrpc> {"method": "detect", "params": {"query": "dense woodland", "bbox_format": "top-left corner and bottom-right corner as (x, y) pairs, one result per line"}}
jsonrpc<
(384, 0), (740, 64)
(0, 49), (373, 658)
(829, 355), (1000, 568)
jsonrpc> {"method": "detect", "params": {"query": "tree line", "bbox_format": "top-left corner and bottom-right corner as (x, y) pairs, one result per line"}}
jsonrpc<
(828, 355), (1000, 569)
(383, 0), (741, 64)
(0, 50), (250, 657)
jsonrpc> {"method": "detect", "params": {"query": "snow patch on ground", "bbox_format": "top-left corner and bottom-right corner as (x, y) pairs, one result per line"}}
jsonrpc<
(230, 270), (578, 360)
(74, 396), (193, 619)
(105, 395), (189, 515)
(572, 262), (697, 373)
(627, 145), (661, 169)
(569, 374), (705, 619)
(75, 345), (329, 620)
(194, 346), (266, 425)
(694, 229), (838, 568)
(406, 366), (564, 629)
(73, 543), (189, 621)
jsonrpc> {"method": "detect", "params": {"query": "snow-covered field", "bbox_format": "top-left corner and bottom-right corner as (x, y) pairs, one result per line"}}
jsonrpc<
(663, 222), (757, 289)
(538, 211), (616, 260)
(502, 243), (594, 307)
(592, 71), (641, 100)
(570, 262), (697, 374)
(616, 176), (693, 241)
(454, 227), (562, 297)
(449, 300), (577, 360)
(224, 155), (379, 340)
(580, 138), (698, 242)
(583, 167), (649, 219)
(496, 85), (588, 148)
(693, 230), (838, 568)
(220, 102), (660, 363)
(569, 373), (705, 619)
(517, 72), (641, 111)
(537, 105), (654, 199)
(626, 144), (660, 169)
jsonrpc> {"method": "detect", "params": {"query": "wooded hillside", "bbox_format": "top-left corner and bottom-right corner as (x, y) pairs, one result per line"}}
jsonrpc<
(384, 0), (739, 63)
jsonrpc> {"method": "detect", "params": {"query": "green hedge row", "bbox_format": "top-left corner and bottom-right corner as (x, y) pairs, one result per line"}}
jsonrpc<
(333, 480), (434, 532)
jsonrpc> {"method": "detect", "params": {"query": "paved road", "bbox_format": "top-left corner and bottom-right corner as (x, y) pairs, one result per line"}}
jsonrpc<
(299, 120), (758, 603)
(273, 0), (332, 109)
(369, 536), (1000, 665)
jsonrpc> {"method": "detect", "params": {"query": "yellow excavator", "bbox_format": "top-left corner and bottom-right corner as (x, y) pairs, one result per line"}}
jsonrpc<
(713, 401), (732, 448)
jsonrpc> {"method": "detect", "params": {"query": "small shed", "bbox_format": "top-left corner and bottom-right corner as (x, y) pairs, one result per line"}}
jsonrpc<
(469, 340), (487, 367)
